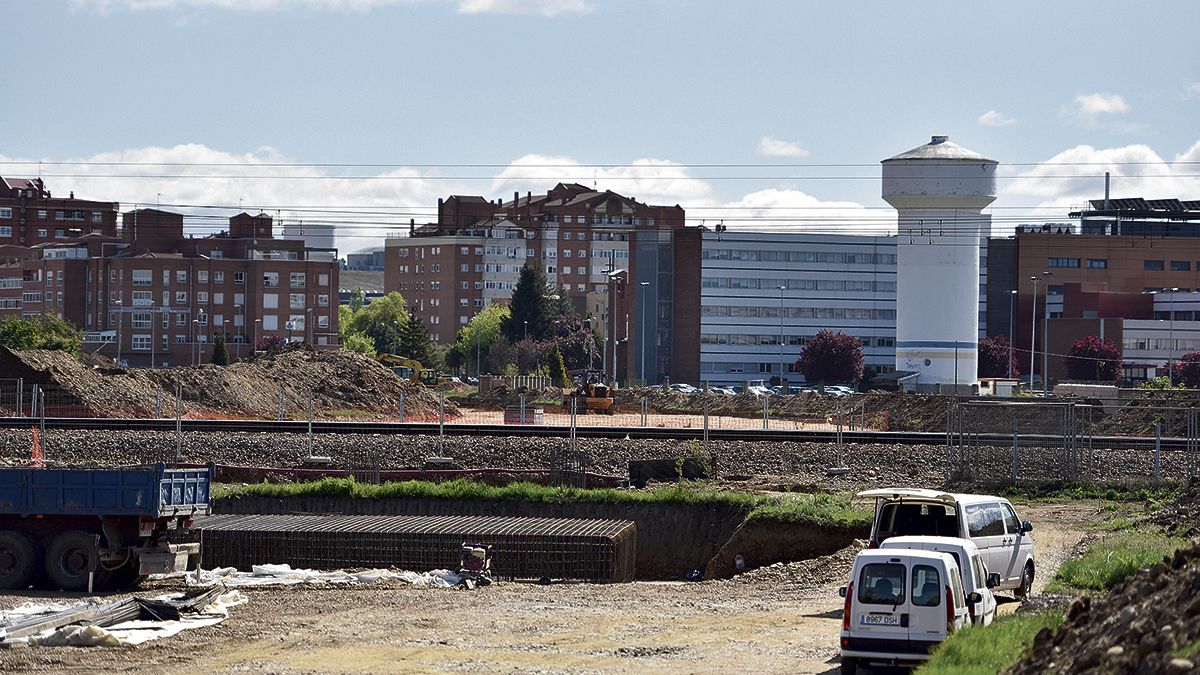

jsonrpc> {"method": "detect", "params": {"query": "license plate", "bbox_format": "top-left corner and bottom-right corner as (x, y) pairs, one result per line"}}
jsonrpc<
(861, 614), (900, 626)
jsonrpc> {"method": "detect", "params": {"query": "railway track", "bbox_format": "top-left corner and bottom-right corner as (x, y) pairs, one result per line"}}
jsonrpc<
(0, 415), (1189, 450)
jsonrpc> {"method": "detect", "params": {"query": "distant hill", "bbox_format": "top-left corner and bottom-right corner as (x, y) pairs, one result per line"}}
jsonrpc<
(339, 270), (385, 293)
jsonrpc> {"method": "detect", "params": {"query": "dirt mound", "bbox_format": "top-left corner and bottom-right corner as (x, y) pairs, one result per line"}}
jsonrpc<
(1009, 542), (1200, 674)
(1151, 483), (1200, 538)
(5, 345), (451, 420)
(1093, 391), (1200, 437)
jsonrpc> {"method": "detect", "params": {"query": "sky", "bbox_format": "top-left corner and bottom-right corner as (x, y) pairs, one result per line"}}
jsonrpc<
(2, 0), (1199, 252)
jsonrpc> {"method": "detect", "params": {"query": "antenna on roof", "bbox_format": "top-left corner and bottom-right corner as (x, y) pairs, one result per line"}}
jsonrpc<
(593, 170), (597, 190)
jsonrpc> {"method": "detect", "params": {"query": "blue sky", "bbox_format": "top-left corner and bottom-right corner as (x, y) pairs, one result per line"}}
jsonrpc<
(2, 0), (1199, 250)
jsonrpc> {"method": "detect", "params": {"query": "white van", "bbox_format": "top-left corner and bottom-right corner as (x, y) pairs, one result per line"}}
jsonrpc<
(838, 549), (971, 672)
(879, 536), (999, 626)
(858, 488), (1036, 597)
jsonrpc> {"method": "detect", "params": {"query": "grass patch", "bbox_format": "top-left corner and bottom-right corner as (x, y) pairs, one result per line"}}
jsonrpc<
(999, 482), (1179, 506)
(918, 611), (1063, 675)
(1049, 529), (1187, 592)
(216, 478), (871, 528)
(1176, 636), (1200, 660)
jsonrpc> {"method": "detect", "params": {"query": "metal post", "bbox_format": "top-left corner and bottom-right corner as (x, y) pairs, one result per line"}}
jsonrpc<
(438, 392), (445, 454)
(307, 390), (314, 458)
(778, 285), (785, 387)
(1155, 421), (1163, 486)
(1011, 419), (1019, 485)
(30, 384), (38, 419)
(640, 397), (647, 427)
(520, 395), (526, 425)
(639, 282), (649, 384)
(398, 392), (405, 423)
(703, 396), (710, 456)
(16, 377), (22, 417)
(1170, 289), (1177, 382)
(1029, 276), (1039, 390)
(174, 385), (182, 465)
(762, 396), (769, 431)
(570, 395), (577, 455)
(156, 385), (163, 419)
(1008, 290), (1016, 379)
(38, 389), (46, 456)
(1189, 408), (1198, 480)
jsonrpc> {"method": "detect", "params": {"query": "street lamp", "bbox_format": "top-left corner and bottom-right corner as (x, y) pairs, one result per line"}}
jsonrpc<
(1169, 287), (1180, 382)
(150, 302), (157, 370)
(523, 320), (528, 341)
(253, 318), (261, 356)
(233, 304), (242, 361)
(778, 285), (786, 387)
(1008, 290), (1017, 378)
(638, 281), (649, 383)
(113, 299), (122, 367)
(1029, 276), (1040, 389)
(192, 318), (200, 366)
(1042, 271), (1052, 396)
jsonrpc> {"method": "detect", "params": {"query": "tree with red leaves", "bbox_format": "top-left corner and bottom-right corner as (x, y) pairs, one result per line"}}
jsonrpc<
(796, 329), (864, 384)
(1065, 336), (1123, 382)
(1178, 352), (1200, 388)
(978, 336), (1020, 379)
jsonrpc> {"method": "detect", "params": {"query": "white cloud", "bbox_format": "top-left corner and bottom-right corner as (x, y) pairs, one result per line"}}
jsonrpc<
(490, 154), (711, 207)
(694, 188), (888, 236)
(1187, 83), (1200, 99)
(1074, 92), (1129, 116)
(457, 0), (590, 15)
(70, 0), (590, 14)
(998, 139), (1200, 234)
(756, 136), (810, 158)
(977, 110), (1017, 127)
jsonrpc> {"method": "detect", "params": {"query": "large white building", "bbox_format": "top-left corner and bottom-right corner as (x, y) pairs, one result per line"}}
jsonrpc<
(699, 231), (899, 385)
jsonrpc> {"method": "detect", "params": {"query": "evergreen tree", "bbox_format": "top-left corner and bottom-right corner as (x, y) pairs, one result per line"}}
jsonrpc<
(502, 263), (551, 342)
(210, 333), (229, 366)
(548, 345), (570, 387)
(397, 313), (435, 365)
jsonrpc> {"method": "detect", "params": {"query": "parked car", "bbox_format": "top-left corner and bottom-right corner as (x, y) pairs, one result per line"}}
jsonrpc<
(709, 386), (737, 395)
(858, 488), (1036, 597)
(746, 385), (773, 397)
(668, 383), (699, 395)
(823, 385), (856, 397)
(879, 536), (999, 626)
(838, 548), (972, 672)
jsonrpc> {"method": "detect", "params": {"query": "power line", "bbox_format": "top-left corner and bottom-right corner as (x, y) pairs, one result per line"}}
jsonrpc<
(4, 159), (1198, 169)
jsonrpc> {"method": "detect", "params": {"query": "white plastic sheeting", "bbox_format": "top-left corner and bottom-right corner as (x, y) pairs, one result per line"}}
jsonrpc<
(186, 564), (463, 588)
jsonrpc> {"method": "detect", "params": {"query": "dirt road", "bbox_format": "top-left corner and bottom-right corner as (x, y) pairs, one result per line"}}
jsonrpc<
(0, 502), (1102, 674)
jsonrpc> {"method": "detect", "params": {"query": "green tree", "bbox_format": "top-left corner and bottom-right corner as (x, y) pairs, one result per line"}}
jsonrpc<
(502, 263), (552, 342)
(454, 304), (511, 375)
(349, 287), (366, 313)
(397, 313), (435, 365)
(548, 345), (570, 387)
(0, 315), (84, 355)
(210, 333), (229, 366)
(344, 291), (408, 355)
(341, 331), (377, 357)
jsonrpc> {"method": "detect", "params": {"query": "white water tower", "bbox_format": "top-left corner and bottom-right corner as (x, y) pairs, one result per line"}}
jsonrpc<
(882, 136), (997, 390)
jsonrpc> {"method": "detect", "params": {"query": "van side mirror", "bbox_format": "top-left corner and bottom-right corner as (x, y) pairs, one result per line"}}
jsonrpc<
(1020, 521), (1034, 534)
(966, 591), (982, 604)
(987, 573), (1001, 589)
(838, 586), (847, 598)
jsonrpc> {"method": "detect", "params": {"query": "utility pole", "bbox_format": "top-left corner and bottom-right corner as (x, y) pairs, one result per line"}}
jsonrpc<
(1029, 276), (1039, 390)
(1042, 270), (1052, 396)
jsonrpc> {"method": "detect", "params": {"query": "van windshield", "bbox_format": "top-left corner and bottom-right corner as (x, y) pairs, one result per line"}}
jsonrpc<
(879, 502), (960, 540)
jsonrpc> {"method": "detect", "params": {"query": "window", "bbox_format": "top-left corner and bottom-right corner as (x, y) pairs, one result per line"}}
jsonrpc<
(1145, 260), (1165, 271)
(965, 503), (1006, 537)
(234, 292), (245, 305)
(563, 266), (572, 274)
(317, 294), (329, 307)
(176, 270), (188, 283)
(1047, 257), (1080, 268)
(431, 264), (440, 273)
(317, 315), (329, 329)
(214, 271), (225, 283)
(176, 313), (187, 326)
(92, 211), (103, 223)
(214, 292), (224, 304)
(131, 335), (151, 351)
(263, 272), (279, 288)
(37, 229), (47, 237)
(263, 315), (278, 331)
(289, 294), (305, 309)
(175, 291), (187, 304)
(1087, 259), (1108, 269)
(131, 313), (151, 329)
(132, 290), (152, 306)
(132, 270), (152, 286)
(0, 226), (11, 237)
(460, 281), (468, 290)
(234, 272), (245, 284)
(198, 271), (209, 283)
(0, 208), (11, 219)
(290, 272), (305, 288)
(263, 293), (279, 309)
(163, 270), (170, 285)
(210, 250), (223, 259)
(857, 563), (905, 605)
(1172, 261), (1191, 271)
(911, 565), (942, 607)
(197, 292), (209, 304)
(460, 264), (469, 272)
(318, 273), (329, 286)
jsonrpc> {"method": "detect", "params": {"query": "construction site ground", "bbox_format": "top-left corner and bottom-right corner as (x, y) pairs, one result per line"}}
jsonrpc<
(0, 501), (1102, 674)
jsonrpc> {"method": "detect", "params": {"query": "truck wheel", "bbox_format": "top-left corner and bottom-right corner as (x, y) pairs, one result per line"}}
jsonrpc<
(839, 656), (858, 675)
(101, 561), (145, 590)
(44, 531), (100, 592)
(0, 531), (39, 590)
(1015, 562), (1034, 599)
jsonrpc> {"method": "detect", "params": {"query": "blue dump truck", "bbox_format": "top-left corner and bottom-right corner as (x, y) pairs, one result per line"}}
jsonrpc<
(0, 464), (212, 591)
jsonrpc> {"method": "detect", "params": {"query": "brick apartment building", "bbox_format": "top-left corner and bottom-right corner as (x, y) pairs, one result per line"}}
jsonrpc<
(0, 178), (340, 367)
(384, 183), (700, 385)
(987, 197), (1200, 382)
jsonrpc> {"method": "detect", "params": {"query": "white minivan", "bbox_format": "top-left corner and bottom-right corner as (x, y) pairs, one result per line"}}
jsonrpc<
(880, 536), (999, 626)
(858, 488), (1036, 597)
(838, 549), (972, 672)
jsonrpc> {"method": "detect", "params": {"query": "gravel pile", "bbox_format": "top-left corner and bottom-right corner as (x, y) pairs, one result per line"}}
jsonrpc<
(719, 539), (868, 589)
(1010, 542), (1200, 674)
(0, 429), (1184, 487)
(1152, 483), (1200, 537)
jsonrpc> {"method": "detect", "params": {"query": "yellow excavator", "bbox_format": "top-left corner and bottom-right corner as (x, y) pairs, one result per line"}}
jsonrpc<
(564, 370), (615, 414)
(378, 354), (442, 386)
